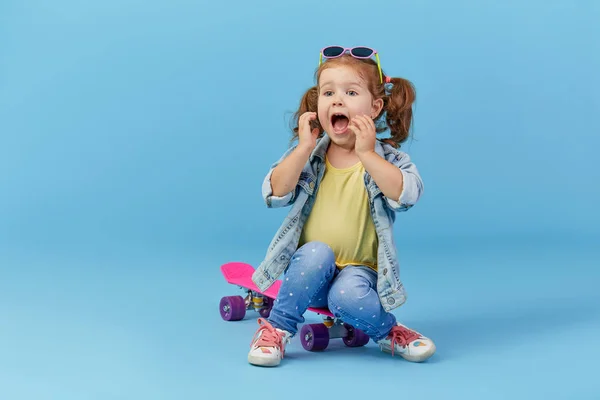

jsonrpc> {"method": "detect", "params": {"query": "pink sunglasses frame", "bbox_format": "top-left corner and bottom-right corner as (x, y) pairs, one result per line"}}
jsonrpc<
(319, 46), (384, 84)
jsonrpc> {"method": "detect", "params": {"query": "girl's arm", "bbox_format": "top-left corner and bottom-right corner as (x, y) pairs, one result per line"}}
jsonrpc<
(360, 150), (405, 200)
(360, 149), (424, 212)
(270, 145), (313, 197)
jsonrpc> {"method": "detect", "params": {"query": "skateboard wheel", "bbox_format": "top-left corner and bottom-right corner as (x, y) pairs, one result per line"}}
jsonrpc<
(219, 296), (246, 321)
(300, 323), (329, 351)
(342, 323), (370, 347)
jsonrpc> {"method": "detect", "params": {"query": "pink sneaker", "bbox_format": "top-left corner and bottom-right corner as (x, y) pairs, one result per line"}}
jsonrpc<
(378, 323), (436, 362)
(248, 318), (292, 367)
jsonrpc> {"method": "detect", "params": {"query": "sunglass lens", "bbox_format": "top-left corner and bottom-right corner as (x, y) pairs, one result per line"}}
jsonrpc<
(323, 46), (345, 58)
(351, 47), (374, 58)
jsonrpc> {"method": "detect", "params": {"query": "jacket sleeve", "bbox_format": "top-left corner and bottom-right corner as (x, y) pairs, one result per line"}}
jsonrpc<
(384, 150), (424, 212)
(262, 145), (300, 208)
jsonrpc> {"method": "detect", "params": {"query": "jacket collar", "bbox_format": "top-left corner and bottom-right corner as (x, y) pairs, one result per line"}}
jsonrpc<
(309, 133), (387, 163)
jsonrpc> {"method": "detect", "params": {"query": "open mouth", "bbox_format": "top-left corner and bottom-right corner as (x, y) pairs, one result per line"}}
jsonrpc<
(331, 113), (350, 133)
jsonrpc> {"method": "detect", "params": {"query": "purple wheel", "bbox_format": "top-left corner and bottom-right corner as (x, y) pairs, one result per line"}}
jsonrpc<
(219, 296), (246, 321)
(343, 324), (370, 347)
(258, 297), (273, 318)
(300, 323), (329, 351)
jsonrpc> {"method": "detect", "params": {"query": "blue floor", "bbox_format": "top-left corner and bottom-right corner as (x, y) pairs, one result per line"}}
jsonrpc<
(1, 234), (598, 399)
(2, 0), (598, 398)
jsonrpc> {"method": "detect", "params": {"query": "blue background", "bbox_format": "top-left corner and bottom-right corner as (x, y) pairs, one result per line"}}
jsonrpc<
(1, 0), (599, 399)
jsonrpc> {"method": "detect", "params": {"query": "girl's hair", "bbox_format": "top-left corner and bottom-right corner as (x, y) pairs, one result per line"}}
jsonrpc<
(290, 53), (416, 148)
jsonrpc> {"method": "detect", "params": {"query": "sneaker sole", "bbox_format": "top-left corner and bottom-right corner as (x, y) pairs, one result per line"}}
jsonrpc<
(380, 342), (436, 363)
(248, 353), (281, 367)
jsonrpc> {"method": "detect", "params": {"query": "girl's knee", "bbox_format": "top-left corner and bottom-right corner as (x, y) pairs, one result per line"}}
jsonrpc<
(286, 241), (336, 281)
(327, 276), (373, 318)
(297, 240), (333, 256)
(295, 241), (335, 269)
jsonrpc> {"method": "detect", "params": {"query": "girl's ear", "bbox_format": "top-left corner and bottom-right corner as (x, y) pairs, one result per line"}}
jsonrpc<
(371, 98), (384, 118)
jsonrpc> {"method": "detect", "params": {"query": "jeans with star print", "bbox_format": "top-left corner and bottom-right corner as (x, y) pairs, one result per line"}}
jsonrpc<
(267, 241), (397, 342)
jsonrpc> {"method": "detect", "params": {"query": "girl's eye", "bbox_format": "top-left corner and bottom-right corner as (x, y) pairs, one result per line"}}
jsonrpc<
(347, 90), (357, 96)
(323, 91), (333, 96)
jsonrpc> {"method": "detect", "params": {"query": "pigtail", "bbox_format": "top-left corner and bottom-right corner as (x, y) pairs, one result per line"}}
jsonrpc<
(290, 85), (322, 144)
(383, 77), (416, 148)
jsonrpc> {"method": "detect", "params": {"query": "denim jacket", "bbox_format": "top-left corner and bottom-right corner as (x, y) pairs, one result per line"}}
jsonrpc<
(251, 135), (424, 312)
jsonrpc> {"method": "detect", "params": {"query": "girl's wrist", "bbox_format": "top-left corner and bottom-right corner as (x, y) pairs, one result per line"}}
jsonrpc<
(296, 143), (315, 156)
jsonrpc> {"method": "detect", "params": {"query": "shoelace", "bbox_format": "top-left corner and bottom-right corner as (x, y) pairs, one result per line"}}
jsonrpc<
(250, 318), (286, 357)
(387, 325), (421, 357)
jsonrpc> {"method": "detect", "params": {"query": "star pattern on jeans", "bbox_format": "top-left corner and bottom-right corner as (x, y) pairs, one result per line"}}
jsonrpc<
(268, 243), (392, 341)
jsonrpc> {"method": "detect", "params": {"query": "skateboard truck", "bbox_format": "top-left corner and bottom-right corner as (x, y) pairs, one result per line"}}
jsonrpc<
(300, 316), (370, 351)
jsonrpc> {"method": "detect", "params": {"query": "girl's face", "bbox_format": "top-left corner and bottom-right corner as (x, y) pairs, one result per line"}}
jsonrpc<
(317, 66), (383, 149)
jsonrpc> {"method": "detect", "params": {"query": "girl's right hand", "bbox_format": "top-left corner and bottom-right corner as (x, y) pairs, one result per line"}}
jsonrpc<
(298, 112), (320, 151)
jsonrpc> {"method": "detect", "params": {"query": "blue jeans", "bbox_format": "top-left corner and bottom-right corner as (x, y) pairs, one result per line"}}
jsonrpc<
(267, 241), (397, 342)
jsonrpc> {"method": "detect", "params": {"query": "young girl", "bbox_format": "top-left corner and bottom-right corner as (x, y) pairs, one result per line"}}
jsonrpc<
(248, 46), (435, 367)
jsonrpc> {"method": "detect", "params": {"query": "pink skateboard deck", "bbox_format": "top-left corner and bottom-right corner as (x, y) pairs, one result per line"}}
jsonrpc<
(220, 261), (333, 318)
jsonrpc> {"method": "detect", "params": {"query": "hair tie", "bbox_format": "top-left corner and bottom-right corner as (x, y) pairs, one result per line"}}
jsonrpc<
(385, 76), (392, 84)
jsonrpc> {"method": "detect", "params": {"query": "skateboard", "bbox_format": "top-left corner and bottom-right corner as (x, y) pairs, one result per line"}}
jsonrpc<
(219, 261), (371, 351)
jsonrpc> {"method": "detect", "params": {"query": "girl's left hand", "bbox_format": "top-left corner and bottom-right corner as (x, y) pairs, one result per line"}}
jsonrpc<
(349, 114), (377, 156)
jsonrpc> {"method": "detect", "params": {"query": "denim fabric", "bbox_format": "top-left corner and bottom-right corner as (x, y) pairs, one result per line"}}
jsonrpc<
(327, 264), (397, 342)
(267, 241), (337, 334)
(268, 241), (397, 341)
(252, 135), (424, 312)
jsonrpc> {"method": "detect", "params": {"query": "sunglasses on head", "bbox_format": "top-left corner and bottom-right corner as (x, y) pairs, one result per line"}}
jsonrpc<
(319, 46), (383, 84)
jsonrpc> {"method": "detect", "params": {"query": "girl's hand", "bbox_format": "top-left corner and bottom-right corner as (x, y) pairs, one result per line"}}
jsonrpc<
(349, 114), (377, 156)
(297, 112), (320, 152)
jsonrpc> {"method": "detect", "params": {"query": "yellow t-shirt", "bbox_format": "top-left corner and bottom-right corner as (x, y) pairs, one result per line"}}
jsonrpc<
(299, 157), (378, 271)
